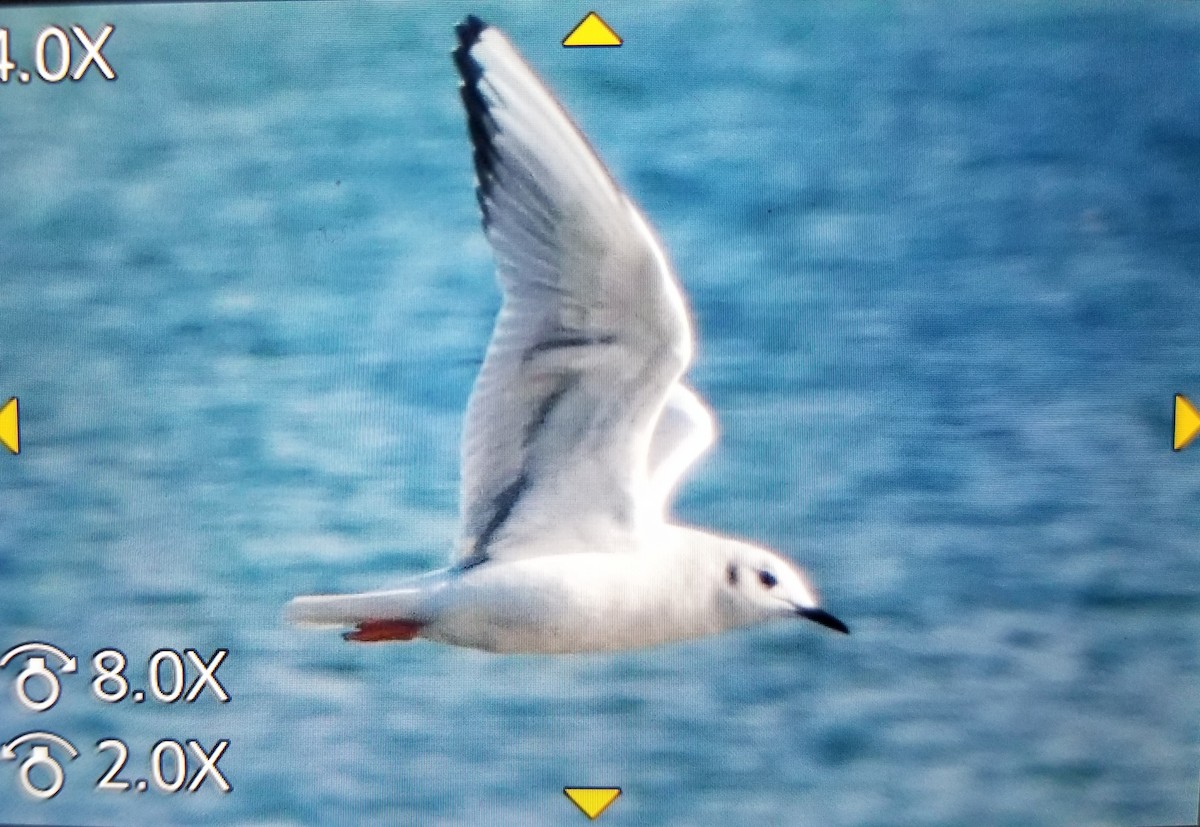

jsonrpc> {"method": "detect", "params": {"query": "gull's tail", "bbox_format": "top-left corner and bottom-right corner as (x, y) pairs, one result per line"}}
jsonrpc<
(285, 571), (444, 628)
(285, 593), (387, 627)
(286, 586), (434, 643)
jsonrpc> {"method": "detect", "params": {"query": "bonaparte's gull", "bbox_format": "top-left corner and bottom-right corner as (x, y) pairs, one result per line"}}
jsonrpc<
(287, 16), (848, 653)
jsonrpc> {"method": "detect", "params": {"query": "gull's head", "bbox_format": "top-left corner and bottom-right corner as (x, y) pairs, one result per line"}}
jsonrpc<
(718, 544), (849, 635)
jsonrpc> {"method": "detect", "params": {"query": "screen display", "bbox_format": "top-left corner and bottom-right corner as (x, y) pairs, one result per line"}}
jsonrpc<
(1, 3), (1198, 825)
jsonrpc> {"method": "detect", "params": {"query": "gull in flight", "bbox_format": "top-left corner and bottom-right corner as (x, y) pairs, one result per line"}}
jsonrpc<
(287, 16), (848, 653)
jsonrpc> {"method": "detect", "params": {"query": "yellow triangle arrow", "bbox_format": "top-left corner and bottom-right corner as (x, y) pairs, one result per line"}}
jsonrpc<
(564, 787), (621, 819)
(562, 12), (622, 48)
(0, 397), (18, 455)
(1175, 394), (1200, 451)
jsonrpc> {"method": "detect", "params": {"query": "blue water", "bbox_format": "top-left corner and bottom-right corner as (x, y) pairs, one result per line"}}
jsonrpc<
(2, 2), (1199, 825)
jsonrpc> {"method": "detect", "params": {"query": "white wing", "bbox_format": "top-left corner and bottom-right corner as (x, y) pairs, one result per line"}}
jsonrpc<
(453, 17), (699, 564)
(647, 384), (716, 518)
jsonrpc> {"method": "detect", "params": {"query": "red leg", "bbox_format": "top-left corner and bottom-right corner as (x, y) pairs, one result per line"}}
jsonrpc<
(344, 619), (425, 643)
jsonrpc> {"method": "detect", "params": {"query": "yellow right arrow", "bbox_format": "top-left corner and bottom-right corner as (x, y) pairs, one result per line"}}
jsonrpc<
(0, 397), (18, 455)
(564, 787), (621, 819)
(1174, 394), (1200, 451)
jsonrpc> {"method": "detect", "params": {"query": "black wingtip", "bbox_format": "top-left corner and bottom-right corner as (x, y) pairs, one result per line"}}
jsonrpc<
(798, 608), (850, 635)
(453, 17), (485, 82)
(452, 15), (498, 223)
(456, 15), (488, 49)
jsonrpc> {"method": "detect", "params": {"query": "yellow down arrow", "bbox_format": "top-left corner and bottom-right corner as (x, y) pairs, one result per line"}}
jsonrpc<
(1175, 394), (1200, 452)
(0, 397), (18, 455)
(562, 12), (622, 48)
(564, 787), (621, 819)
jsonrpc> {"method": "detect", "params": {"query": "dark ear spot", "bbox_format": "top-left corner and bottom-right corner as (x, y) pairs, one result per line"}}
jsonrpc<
(726, 563), (739, 586)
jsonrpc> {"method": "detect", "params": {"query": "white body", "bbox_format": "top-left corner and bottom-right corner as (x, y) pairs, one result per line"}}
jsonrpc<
(289, 526), (817, 654)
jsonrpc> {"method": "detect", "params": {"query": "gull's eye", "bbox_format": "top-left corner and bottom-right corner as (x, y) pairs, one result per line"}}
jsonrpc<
(758, 570), (777, 589)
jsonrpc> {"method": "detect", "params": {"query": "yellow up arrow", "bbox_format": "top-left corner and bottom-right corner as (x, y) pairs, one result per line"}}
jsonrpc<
(0, 397), (18, 455)
(1175, 394), (1200, 451)
(562, 12), (622, 48)
(564, 787), (621, 819)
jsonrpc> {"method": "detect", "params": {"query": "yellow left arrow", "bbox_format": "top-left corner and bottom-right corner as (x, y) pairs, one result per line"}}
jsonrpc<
(0, 397), (17, 455)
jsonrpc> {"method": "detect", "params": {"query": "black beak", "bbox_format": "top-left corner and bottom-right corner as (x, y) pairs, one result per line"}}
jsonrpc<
(797, 607), (849, 634)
